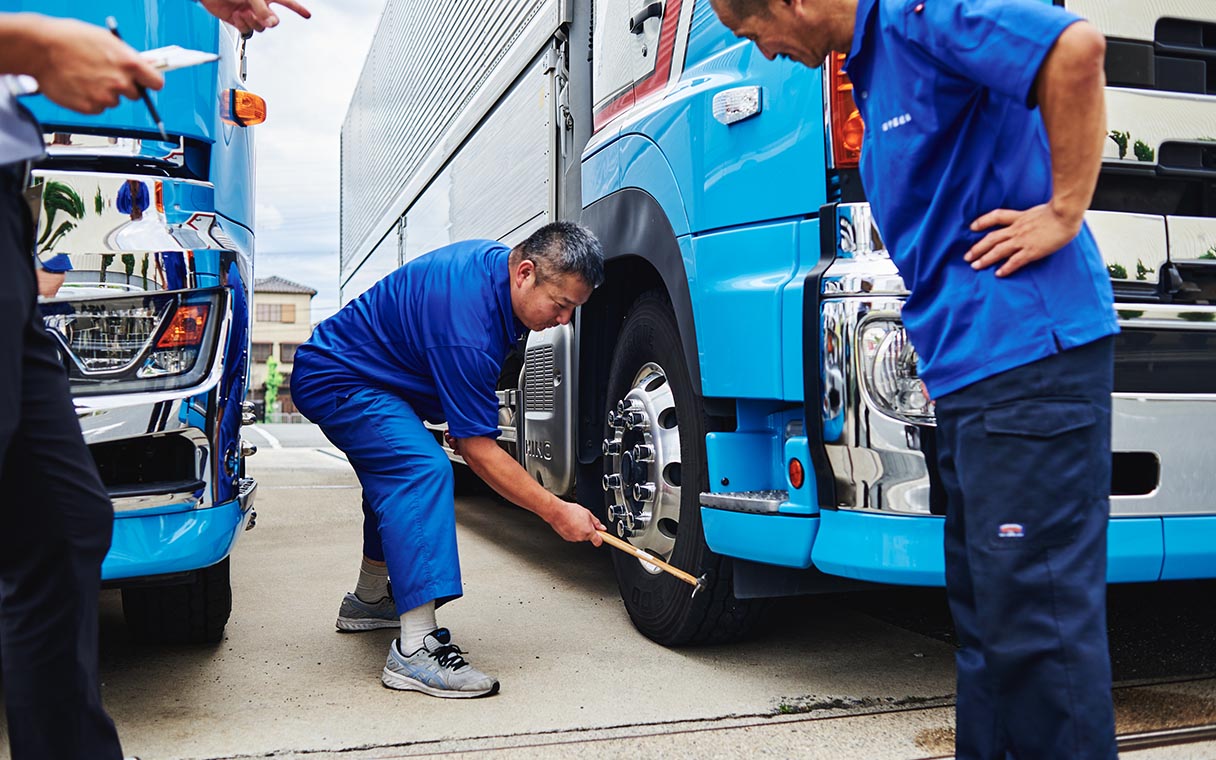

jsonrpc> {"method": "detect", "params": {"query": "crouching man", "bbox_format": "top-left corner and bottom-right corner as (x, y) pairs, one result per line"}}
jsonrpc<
(292, 222), (606, 698)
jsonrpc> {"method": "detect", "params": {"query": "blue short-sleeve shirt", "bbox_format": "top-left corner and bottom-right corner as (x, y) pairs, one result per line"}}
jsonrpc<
(844, 0), (1119, 397)
(293, 240), (523, 439)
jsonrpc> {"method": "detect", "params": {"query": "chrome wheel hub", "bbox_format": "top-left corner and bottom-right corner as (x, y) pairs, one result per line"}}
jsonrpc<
(602, 362), (682, 568)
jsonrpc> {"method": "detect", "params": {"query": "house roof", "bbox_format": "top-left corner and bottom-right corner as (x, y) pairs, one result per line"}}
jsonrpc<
(254, 275), (317, 296)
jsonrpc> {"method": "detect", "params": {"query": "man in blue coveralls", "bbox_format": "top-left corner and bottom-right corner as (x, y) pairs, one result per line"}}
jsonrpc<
(292, 222), (606, 699)
(712, 0), (1117, 757)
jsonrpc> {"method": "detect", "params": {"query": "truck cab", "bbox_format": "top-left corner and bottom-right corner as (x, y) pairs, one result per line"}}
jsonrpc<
(342, 0), (1216, 646)
(17, 1), (263, 642)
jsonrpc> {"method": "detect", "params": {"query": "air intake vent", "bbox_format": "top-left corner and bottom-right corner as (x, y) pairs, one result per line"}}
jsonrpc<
(525, 345), (555, 412)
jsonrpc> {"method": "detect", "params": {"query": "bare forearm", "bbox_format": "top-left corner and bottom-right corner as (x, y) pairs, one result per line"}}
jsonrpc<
(1036, 21), (1107, 228)
(0, 14), (49, 76)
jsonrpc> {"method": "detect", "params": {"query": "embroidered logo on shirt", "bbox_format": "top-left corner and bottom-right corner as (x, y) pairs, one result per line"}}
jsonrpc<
(998, 523), (1025, 539)
(881, 113), (913, 132)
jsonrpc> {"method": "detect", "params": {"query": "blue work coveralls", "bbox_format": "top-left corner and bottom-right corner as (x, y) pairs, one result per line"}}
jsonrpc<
(845, 0), (1120, 757)
(292, 241), (522, 614)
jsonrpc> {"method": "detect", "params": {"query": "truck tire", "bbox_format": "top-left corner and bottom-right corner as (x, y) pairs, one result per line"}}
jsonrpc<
(602, 292), (760, 645)
(121, 558), (232, 644)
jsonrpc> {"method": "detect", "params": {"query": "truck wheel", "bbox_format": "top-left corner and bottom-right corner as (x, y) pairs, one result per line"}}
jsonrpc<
(121, 558), (232, 644)
(602, 292), (759, 645)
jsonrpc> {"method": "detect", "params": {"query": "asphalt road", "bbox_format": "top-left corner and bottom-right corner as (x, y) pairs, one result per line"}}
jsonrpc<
(2, 424), (1214, 759)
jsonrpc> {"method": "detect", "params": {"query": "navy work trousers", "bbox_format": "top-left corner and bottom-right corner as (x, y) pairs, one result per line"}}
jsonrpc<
(295, 385), (463, 615)
(935, 336), (1117, 759)
(0, 174), (123, 758)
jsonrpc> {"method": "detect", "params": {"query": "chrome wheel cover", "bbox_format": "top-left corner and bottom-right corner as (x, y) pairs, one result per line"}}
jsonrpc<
(602, 362), (682, 570)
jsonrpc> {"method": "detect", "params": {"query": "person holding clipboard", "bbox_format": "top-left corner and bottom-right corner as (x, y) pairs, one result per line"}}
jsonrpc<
(0, 3), (308, 758)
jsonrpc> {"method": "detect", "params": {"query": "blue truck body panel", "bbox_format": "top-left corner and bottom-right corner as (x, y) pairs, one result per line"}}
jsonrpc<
(10, 1), (256, 586)
(594, 0), (1215, 592)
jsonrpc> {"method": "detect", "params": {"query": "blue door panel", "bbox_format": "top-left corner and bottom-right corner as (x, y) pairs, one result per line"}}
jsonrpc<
(690, 222), (800, 398)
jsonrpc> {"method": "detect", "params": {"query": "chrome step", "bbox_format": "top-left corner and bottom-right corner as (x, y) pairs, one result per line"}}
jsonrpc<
(700, 490), (789, 514)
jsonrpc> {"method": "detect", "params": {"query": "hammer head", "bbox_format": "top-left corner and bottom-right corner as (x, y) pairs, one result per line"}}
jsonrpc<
(690, 573), (709, 599)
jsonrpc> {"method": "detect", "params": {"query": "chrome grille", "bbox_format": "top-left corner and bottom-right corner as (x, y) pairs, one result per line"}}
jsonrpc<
(525, 344), (555, 412)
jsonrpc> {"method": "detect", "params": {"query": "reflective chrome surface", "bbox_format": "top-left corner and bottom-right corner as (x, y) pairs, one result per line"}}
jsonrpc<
(602, 362), (682, 565)
(821, 203), (907, 297)
(821, 297), (933, 515)
(521, 322), (577, 496)
(42, 132), (185, 167)
(29, 170), (229, 292)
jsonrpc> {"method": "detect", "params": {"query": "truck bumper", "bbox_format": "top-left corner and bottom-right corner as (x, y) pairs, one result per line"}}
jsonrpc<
(102, 480), (255, 582)
(703, 506), (1216, 586)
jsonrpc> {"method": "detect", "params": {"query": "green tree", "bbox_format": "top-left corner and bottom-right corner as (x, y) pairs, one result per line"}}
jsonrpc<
(263, 354), (283, 422)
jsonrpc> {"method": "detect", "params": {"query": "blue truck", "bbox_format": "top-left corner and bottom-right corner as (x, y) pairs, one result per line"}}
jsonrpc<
(342, 0), (1216, 645)
(13, 0), (262, 642)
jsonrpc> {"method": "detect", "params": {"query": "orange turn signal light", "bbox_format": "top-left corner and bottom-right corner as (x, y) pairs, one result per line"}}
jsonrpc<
(157, 304), (209, 348)
(788, 458), (805, 490)
(828, 52), (863, 168)
(221, 89), (267, 127)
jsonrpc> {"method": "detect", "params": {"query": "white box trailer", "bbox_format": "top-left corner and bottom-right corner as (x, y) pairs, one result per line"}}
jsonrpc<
(339, 0), (589, 301)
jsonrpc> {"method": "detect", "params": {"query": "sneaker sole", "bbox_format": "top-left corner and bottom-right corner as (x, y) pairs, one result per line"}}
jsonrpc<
(381, 667), (500, 699)
(336, 617), (399, 632)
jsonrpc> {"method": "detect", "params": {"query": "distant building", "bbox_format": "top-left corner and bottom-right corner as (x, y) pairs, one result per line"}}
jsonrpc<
(251, 275), (317, 415)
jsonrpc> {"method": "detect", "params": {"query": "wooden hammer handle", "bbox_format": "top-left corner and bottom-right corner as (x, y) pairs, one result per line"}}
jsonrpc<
(596, 530), (699, 587)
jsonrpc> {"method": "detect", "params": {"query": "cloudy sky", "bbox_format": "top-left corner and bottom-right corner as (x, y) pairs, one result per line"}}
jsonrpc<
(245, 0), (384, 322)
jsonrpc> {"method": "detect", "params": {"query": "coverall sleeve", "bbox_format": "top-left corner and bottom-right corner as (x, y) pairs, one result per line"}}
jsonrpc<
(426, 344), (502, 439)
(900, 0), (1082, 107)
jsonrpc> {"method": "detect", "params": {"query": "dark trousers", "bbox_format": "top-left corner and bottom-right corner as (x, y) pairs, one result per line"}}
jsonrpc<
(0, 172), (123, 759)
(935, 336), (1117, 759)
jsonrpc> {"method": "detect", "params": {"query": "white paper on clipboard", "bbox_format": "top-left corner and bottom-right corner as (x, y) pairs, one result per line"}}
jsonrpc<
(140, 45), (220, 72)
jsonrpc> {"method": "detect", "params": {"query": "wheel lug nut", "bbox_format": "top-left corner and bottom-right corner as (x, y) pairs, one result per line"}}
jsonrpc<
(633, 482), (656, 501)
(631, 444), (654, 462)
(603, 440), (622, 456)
(623, 411), (646, 429)
(603, 473), (622, 491)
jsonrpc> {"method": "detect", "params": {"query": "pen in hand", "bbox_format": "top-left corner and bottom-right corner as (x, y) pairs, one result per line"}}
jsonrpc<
(104, 16), (168, 141)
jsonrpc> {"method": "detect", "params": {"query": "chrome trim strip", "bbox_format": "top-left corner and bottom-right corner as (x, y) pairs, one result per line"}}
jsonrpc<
(1116, 303), (1216, 330)
(112, 488), (202, 514)
(237, 477), (257, 512)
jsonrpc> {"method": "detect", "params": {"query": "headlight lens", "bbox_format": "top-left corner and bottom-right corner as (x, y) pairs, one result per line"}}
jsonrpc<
(41, 289), (225, 396)
(858, 318), (935, 424)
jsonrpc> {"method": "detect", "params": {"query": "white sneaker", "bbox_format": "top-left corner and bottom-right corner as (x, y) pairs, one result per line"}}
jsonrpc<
(381, 629), (499, 698)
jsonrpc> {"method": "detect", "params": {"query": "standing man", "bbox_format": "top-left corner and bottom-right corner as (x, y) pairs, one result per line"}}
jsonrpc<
(0, 3), (306, 758)
(292, 223), (606, 699)
(710, 0), (1117, 757)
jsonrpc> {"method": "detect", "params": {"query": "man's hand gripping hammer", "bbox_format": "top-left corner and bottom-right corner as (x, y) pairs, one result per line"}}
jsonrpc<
(596, 530), (709, 598)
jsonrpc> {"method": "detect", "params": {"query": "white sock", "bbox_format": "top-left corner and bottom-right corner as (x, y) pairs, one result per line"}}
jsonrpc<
(399, 600), (437, 654)
(354, 557), (389, 603)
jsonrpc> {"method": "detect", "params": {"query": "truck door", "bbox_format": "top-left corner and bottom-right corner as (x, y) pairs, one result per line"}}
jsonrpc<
(593, 0), (639, 128)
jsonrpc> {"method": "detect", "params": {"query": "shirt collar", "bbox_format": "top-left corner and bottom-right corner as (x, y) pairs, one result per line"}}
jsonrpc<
(494, 246), (524, 344)
(845, 0), (880, 71)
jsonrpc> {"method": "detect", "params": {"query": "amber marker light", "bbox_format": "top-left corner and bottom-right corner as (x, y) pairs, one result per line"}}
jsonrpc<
(157, 304), (210, 348)
(221, 89), (267, 127)
(789, 458), (805, 490)
(828, 52), (864, 168)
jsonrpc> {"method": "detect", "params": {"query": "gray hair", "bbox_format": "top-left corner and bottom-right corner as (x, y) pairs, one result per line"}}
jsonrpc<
(513, 221), (605, 288)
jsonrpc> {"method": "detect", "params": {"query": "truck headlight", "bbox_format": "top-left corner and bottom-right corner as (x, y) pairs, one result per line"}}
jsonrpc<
(41, 289), (226, 396)
(858, 318), (935, 424)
